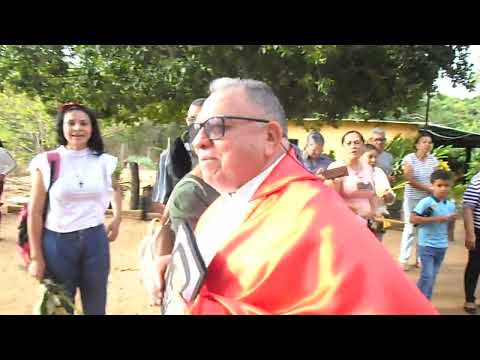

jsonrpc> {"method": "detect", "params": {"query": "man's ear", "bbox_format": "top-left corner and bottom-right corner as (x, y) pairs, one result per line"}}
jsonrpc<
(265, 121), (283, 156)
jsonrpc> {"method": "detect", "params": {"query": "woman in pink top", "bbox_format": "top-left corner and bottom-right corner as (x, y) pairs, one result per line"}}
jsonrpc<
(326, 131), (376, 225)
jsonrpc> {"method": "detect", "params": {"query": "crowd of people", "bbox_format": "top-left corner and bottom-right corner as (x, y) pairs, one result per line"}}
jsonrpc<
(1, 77), (480, 315)
(144, 78), (477, 315)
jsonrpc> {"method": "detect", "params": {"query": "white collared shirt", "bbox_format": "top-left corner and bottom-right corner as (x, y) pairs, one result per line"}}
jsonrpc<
(196, 153), (286, 267)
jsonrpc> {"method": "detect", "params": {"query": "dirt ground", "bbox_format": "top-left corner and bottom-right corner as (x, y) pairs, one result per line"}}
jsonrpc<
(0, 175), (477, 315)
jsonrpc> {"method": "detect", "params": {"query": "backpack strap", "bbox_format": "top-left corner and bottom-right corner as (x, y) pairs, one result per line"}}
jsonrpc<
(43, 151), (60, 222)
(46, 151), (60, 188)
(181, 176), (208, 198)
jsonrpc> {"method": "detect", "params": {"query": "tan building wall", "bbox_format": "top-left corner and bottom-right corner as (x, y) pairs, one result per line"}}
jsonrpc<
(288, 119), (420, 158)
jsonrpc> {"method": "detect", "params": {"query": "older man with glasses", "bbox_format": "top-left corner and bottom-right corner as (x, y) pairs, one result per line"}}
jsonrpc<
(156, 77), (437, 315)
(368, 128), (394, 181)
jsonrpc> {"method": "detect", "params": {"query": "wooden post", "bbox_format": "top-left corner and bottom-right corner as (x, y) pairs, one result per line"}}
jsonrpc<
(120, 143), (127, 164)
(129, 162), (140, 210)
(140, 185), (153, 220)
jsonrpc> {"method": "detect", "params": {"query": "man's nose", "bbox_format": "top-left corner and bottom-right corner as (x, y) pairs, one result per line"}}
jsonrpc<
(192, 126), (210, 152)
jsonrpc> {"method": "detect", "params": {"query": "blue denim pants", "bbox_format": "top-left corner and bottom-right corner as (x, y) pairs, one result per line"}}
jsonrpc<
(42, 224), (110, 315)
(417, 245), (447, 300)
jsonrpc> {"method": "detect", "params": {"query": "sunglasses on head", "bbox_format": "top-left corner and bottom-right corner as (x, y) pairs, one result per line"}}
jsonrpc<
(59, 102), (84, 113)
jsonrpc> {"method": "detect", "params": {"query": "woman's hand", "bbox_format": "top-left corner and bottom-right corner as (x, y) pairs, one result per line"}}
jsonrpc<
(28, 257), (45, 281)
(106, 217), (121, 242)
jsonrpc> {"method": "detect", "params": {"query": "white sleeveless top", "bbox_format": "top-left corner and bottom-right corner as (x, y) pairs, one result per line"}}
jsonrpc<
(28, 146), (118, 233)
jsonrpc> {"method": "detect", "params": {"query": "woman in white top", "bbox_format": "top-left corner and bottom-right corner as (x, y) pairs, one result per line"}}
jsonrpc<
(398, 133), (439, 271)
(27, 103), (122, 315)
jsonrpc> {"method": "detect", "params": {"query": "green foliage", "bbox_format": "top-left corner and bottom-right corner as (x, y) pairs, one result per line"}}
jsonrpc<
(431, 144), (454, 161)
(465, 155), (480, 183)
(378, 92), (480, 134)
(102, 120), (185, 162)
(328, 149), (336, 161)
(384, 134), (414, 177)
(0, 45), (475, 126)
(126, 155), (156, 170)
(0, 87), (56, 169)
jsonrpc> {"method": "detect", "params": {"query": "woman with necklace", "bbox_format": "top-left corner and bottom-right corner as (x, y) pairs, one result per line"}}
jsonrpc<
(27, 103), (122, 315)
(326, 130), (377, 227)
(398, 133), (439, 271)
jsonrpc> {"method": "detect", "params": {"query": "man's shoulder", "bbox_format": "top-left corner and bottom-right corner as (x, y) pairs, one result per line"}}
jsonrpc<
(381, 151), (394, 160)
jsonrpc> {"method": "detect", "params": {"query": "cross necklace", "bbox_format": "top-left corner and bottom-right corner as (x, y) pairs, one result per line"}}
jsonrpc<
(75, 173), (84, 188)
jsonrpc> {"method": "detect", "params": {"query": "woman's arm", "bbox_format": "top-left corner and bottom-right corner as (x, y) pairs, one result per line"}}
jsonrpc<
(403, 162), (432, 193)
(27, 169), (47, 280)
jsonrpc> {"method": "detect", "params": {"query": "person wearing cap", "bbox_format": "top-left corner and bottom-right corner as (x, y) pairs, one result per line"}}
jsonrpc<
(302, 131), (333, 175)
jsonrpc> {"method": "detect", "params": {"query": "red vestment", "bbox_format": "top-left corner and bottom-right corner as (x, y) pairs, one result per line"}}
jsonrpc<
(188, 150), (438, 315)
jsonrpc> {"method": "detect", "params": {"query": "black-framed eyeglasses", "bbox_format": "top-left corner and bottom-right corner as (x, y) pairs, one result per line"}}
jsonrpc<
(189, 115), (269, 142)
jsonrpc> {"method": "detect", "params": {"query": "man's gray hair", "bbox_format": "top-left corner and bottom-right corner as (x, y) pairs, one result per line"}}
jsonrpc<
(209, 77), (288, 136)
(372, 127), (386, 136)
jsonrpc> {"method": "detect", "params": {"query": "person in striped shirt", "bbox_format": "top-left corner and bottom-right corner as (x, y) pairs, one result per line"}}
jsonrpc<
(463, 171), (480, 314)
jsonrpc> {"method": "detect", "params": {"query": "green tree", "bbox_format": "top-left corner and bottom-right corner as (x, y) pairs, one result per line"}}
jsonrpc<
(0, 45), (475, 124)
(0, 88), (56, 167)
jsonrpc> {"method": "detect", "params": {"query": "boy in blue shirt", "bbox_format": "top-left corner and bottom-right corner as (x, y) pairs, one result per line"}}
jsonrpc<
(411, 170), (457, 300)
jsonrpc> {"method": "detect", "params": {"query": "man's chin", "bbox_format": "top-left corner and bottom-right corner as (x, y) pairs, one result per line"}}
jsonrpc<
(205, 175), (236, 194)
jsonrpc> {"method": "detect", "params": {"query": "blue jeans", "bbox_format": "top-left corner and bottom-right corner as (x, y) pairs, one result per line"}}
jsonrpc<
(42, 224), (110, 315)
(417, 245), (447, 300)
